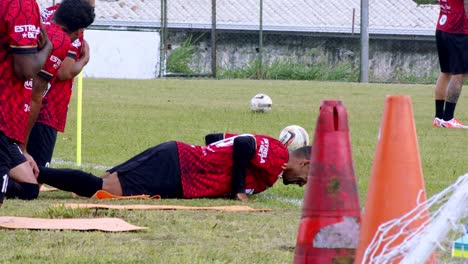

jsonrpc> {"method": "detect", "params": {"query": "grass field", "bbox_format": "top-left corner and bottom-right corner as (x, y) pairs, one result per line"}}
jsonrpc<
(0, 79), (467, 263)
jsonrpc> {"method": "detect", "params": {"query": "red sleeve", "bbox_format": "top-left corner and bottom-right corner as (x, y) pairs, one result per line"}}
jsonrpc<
(6, 0), (41, 54)
(67, 33), (84, 60)
(38, 24), (70, 81)
(40, 4), (59, 23)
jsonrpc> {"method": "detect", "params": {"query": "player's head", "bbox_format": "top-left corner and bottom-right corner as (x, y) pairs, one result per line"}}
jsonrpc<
(282, 146), (311, 186)
(54, 0), (95, 40)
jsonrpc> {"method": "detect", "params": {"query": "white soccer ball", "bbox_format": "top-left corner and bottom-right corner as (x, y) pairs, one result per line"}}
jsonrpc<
(279, 125), (310, 151)
(250, 93), (272, 112)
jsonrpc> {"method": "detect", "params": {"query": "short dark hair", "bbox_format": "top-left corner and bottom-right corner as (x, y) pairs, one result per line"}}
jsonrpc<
(292, 146), (311, 160)
(54, 0), (95, 32)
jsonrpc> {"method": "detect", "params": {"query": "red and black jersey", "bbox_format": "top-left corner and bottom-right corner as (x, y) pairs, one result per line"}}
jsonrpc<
(35, 22), (72, 132)
(177, 134), (289, 198)
(437, 0), (468, 34)
(0, 0), (41, 142)
(38, 4), (84, 132)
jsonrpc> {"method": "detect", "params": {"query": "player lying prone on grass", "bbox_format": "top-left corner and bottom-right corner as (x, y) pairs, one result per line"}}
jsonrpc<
(8, 133), (311, 201)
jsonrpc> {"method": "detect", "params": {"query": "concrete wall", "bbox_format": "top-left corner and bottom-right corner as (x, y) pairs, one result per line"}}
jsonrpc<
(166, 30), (439, 83)
(81, 29), (438, 82)
(83, 30), (160, 79)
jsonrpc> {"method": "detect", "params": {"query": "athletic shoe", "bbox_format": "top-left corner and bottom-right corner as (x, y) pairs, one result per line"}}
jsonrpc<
(440, 118), (468, 129)
(432, 118), (444, 128)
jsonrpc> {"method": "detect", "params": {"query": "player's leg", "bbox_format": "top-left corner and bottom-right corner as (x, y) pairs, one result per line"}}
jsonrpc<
(437, 32), (468, 128)
(434, 73), (450, 123)
(37, 166), (103, 197)
(7, 142), (39, 199)
(26, 122), (58, 167)
(434, 30), (450, 127)
(0, 133), (14, 205)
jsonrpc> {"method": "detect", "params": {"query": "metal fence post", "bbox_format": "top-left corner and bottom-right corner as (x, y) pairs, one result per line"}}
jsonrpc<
(360, 0), (369, 83)
(211, 0), (217, 78)
(159, 0), (167, 77)
(258, 0), (264, 79)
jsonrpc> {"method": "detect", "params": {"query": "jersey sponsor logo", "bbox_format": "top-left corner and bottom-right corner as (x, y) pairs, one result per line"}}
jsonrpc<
(49, 55), (62, 69)
(258, 138), (269, 164)
(71, 39), (82, 49)
(24, 79), (33, 90)
(14, 25), (40, 39)
(439, 14), (448, 26)
(40, 9), (55, 22)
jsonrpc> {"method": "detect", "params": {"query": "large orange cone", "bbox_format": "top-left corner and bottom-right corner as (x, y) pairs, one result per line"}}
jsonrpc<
(294, 100), (361, 264)
(354, 95), (434, 263)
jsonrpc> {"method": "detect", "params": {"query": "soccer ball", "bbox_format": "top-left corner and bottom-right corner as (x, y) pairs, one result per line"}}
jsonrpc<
(279, 125), (310, 151)
(250, 93), (272, 112)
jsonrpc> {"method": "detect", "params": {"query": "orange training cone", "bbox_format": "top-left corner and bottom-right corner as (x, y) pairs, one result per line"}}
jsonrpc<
(294, 100), (361, 264)
(354, 95), (434, 263)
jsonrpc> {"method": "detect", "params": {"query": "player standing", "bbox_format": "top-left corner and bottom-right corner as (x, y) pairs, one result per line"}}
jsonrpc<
(26, 0), (94, 167)
(0, 0), (53, 205)
(24, 134), (310, 201)
(433, 0), (468, 128)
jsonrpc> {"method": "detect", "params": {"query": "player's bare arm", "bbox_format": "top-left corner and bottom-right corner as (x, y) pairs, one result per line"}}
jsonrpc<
(57, 39), (90, 80)
(18, 75), (49, 176)
(12, 25), (52, 80)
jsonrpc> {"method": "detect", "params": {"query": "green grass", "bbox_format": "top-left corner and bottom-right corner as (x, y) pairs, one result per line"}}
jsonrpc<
(1, 79), (467, 263)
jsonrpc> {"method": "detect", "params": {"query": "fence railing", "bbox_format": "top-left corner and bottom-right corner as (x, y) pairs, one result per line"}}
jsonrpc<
(37, 0), (441, 83)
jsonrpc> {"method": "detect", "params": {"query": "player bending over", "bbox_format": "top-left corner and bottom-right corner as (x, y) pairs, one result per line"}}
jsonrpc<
(0, 0), (95, 204)
(8, 133), (311, 201)
(27, 0), (95, 167)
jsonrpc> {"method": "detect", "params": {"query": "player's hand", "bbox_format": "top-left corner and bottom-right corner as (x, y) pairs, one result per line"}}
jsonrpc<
(234, 193), (249, 202)
(281, 163), (287, 170)
(37, 24), (52, 54)
(80, 39), (90, 64)
(24, 152), (39, 178)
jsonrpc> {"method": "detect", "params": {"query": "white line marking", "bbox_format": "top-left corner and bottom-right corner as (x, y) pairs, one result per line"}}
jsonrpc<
(51, 158), (112, 171)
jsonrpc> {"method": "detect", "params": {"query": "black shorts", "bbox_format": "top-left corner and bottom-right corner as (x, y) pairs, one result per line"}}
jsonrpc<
(27, 122), (57, 167)
(436, 30), (468, 74)
(0, 131), (27, 177)
(108, 141), (182, 198)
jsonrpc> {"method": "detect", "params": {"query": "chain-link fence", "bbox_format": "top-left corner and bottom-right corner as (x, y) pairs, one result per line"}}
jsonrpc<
(37, 0), (442, 83)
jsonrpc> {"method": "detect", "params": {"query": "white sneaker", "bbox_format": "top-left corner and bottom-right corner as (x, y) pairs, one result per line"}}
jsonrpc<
(440, 118), (468, 129)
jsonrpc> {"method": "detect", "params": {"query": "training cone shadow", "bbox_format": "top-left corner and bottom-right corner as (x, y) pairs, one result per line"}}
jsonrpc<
(354, 95), (434, 263)
(294, 100), (361, 264)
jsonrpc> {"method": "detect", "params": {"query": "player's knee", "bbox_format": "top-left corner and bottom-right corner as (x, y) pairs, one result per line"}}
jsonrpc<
(9, 162), (38, 184)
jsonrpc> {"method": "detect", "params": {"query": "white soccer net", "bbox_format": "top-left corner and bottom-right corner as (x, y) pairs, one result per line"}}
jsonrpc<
(362, 173), (468, 264)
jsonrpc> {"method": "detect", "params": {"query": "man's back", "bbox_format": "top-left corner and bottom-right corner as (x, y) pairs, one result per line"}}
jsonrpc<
(177, 134), (288, 198)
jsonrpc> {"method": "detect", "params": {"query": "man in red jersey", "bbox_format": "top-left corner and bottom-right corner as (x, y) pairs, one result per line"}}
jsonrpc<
(26, 0), (94, 168)
(5, 0), (95, 201)
(26, 0), (94, 167)
(0, 0), (53, 205)
(21, 133), (311, 201)
(433, 0), (468, 128)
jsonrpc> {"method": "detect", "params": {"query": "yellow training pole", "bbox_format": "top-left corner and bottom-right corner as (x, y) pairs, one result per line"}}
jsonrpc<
(76, 71), (83, 166)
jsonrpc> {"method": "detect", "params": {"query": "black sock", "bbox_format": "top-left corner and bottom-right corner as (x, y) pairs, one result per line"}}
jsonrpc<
(443, 102), (457, 121)
(6, 179), (39, 200)
(435, 100), (445, 119)
(37, 167), (103, 197)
